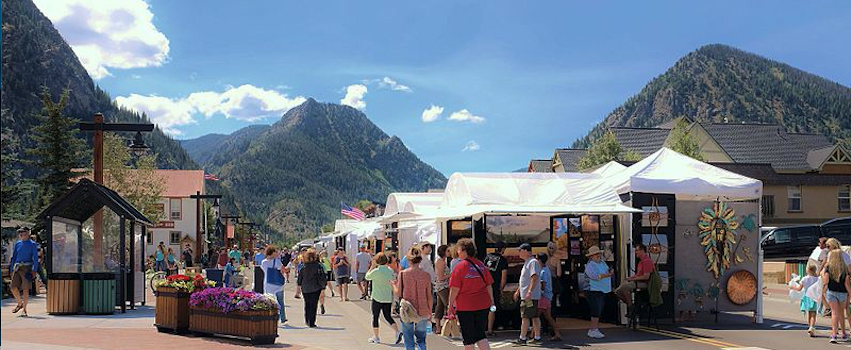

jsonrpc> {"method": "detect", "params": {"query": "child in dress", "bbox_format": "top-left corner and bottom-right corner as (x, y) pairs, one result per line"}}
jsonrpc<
(790, 263), (820, 337)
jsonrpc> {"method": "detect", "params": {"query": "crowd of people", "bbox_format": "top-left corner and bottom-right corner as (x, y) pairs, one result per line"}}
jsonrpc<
(790, 237), (851, 344)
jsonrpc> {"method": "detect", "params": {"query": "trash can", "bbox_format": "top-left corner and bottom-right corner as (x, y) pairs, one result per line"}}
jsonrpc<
(205, 268), (223, 287)
(46, 273), (81, 315)
(82, 272), (115, 315)
(254, 266), (264, 293)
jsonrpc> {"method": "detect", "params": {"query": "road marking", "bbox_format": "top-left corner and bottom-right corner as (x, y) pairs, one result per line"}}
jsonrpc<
(638, 326), (741, 348)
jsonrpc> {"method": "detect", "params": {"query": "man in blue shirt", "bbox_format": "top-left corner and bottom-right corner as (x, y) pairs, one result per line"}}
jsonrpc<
(10, 227), (39, 316)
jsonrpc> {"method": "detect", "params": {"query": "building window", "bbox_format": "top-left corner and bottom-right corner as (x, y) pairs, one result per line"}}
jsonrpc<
(762, 195), (775, 218)
(840, 185), (851, 212)
(169, 198), (182, 220)
(146, 231), (153, 244)
(170, 231), (181, 245)
(787, 186), (802, 212)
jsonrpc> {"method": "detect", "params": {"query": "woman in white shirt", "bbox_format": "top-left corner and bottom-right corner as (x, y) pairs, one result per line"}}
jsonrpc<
(261, 245), (288, 323)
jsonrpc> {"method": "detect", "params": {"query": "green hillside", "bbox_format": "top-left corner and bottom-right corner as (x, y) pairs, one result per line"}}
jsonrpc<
(572, 44), (851, 149)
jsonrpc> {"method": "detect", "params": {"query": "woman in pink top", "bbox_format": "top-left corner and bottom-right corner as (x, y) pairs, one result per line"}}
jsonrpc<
(395, 246), (433, 350)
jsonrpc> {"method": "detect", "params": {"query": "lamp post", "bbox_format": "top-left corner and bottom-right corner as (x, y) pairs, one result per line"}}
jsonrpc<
(79, 113), (154, 266)
(220, 214), (241, 249)
(189, 192), (222, 262)
(237, 222), (257, 248)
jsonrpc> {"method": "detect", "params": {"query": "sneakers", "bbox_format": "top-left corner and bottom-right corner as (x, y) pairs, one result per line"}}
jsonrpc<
(830, 335), (838, 343)
(513, 338), (528, 345)
(395, 332), (403, 344)
(587, 329), (605, 339)
(368, 337), (380, 344)
(527, 338), (543, 345)
(807, 327), (815, 337)
(843, 333), (850, 342)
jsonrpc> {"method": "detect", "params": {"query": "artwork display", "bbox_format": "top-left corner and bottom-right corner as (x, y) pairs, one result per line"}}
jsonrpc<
(582, 231), (599, 252)
(659, 271), (670, 292)
(581, 215), (599, 233)
(642, 234), (669, 264)
(600, 215), (615, 234)
(569, 240), (581, 256)
(698, 202), (740, 279)
(485, 216), (550, 244)
(553, 218), (569, 259)
(642, 206), (668, 227)
(601, 240), (615, 262)
(568, 218), (581, 237)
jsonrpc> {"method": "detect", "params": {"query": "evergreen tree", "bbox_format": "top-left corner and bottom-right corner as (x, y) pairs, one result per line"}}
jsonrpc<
(26, 88), (88, 208)
(576, 130), (641, 171)
(666, 118), (705, 161)
(1, 109), (25, 217)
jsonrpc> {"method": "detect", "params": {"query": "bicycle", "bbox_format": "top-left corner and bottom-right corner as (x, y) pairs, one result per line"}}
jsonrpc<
(149, 270), (167, 292)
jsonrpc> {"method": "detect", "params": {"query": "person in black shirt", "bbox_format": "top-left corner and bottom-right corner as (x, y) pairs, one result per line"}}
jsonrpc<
(281, 249), (293, 279)
(484, 241), (509, 336)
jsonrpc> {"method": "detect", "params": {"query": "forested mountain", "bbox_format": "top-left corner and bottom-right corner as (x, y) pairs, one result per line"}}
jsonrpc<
(181, 125), (272, 169)
(1, 0), (196, 171)
(203, 99), (447, 236)
(572, 44), (851, 149)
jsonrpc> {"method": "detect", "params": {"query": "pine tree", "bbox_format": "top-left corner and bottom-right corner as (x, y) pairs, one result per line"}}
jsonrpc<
(576, 130), (641, 171)
(667, 118), (705, 161)
(27, 88), (88, 208)
(1, 109), (25, 217)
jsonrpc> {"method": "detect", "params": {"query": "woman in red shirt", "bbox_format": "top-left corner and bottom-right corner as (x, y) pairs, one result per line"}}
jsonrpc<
(447, 238), (494, 350)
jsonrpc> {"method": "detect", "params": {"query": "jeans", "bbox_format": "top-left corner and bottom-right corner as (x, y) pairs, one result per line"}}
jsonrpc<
(401, 318), (429, 350)
(303, 291), (321, 327)
(275, 290), (287, 321)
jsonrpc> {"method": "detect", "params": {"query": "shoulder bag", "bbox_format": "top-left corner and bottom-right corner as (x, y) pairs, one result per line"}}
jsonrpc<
(399, 270), (425, 323)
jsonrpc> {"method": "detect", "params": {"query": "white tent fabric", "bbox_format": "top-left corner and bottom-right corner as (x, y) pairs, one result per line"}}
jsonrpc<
(604, 148), (763, 201)
(381, 193), (443, 223)
(591, 161), (627, 177)
(435, 172), (639, 219)
(334, 219), (380, 240)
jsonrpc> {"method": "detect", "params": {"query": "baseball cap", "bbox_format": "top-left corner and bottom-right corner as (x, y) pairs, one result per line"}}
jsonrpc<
(518, 243), (532, 251)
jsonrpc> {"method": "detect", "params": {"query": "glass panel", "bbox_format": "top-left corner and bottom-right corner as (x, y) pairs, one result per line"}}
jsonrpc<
(51, 218), (80, 273)
(80, 210), (123, 273)
(787, 186), (802, 198)
(795, 227), (818, 242)
(170, 198), (181, 220)
(773, 229), (792, 244)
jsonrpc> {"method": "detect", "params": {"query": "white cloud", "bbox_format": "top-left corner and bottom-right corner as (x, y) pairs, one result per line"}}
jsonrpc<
(462, 140), (480, 152)
(34, 0), (170, 80)
(115, 94), (195, 136)
(130, 74), (142, 80)
(448, 109), (486, 124)
(116, 84), (306, 135)
(421, 105), (443, 123)
(341, 84), (368, 110)
(378, 76), (412, 92)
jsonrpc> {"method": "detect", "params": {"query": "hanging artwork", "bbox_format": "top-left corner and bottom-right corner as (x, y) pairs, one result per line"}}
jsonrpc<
(697, 201), (740, 279)
(641, 206), (668, 227)
(569, 240), (581, 256)
(568, 218), (581, 237)
(642, 234), (668, 264)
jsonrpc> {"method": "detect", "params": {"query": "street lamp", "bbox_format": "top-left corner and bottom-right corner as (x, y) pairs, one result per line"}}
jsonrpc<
(127, 131), (149, 157)
(189, 192), (222, 262)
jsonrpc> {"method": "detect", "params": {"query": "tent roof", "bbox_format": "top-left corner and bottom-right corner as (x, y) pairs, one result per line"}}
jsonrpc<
(591, 161), (627, 177)
(605, 148), (762, 201)
(333, 218), (380, 239)
(381, 192), (443, 223)
(36, 178), (152, 225)
(434, 172), (639, 219)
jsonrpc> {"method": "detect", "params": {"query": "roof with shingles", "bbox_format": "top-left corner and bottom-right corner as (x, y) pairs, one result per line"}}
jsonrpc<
(702, 124), (832, 171)
(528, 159), (554, 173)
(609, 128), (670, 157)
(553, 149), (587, 172)
(712, 162), (851, 186)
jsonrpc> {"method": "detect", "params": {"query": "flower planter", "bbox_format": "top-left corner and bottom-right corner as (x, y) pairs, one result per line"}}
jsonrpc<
(189, 307), (278, 345)
(154, 286), (191, 334)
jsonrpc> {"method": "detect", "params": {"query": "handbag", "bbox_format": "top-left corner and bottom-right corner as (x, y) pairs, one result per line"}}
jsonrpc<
(266, 260), (285, 285)
(440, 316), (461, 338)
(399, 270), (425, 323)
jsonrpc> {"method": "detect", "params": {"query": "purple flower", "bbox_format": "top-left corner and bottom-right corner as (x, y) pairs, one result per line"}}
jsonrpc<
(189, 287), (278, 313)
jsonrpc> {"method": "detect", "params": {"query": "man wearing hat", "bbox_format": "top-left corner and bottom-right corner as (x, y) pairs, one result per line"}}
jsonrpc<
(484, 241), (509, 336)
(584, 246), (613, 338)
(9, 227), (39, 317)
(513, 243), (542, 345)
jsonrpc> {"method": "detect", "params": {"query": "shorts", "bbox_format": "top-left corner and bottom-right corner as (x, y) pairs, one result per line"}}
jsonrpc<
(337, 276), (350, 285)
(586, 291), (606, 318)
(826, 290), (849, 304)
(356, 272), (367, 283)
(537, 297), (551, 311)
(11, 264), (33, 290)
(326, 271), (333, 282)
(520, 299), (539, 318)
(615, 281), (646, 296)
(456, 308), (489, 345)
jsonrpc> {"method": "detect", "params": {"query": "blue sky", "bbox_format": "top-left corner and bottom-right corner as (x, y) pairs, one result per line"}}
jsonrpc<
(34, 0), (851, 175)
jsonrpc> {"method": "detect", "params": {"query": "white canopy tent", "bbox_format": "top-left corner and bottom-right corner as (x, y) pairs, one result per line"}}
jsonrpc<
(603, 148), (762, 201)
(434, 172), (640, 220)
(330, 219), (380, 263)
(591, 161), (627, 177)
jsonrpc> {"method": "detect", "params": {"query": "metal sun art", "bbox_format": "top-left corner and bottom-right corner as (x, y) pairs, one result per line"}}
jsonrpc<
(698, 202), (739, 279)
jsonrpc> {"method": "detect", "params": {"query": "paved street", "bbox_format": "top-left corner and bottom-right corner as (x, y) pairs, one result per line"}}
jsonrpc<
(0, 282), (845, 350)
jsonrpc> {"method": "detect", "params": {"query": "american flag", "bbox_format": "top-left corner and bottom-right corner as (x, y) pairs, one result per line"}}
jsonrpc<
(341, 202), (365, 220)
(204, 173), (220, 181)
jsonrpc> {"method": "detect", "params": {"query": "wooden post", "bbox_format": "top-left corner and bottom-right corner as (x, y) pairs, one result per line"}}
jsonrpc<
(119, 217), (126, 314)
(129, 220), (135, 310)
(195, 191), (202, 262)
(93, 113), (104, 267)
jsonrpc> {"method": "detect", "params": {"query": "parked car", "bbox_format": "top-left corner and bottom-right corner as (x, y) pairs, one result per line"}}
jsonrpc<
(761, 217), (851, 261)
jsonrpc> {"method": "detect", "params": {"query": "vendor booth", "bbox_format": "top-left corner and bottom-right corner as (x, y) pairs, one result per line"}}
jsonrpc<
(381, 193), (444, 257)
(327, 219), (380, 264)
(432, 172), (640, 326)
(602, 148), (763, 323)
(37, 178), (152, 315)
